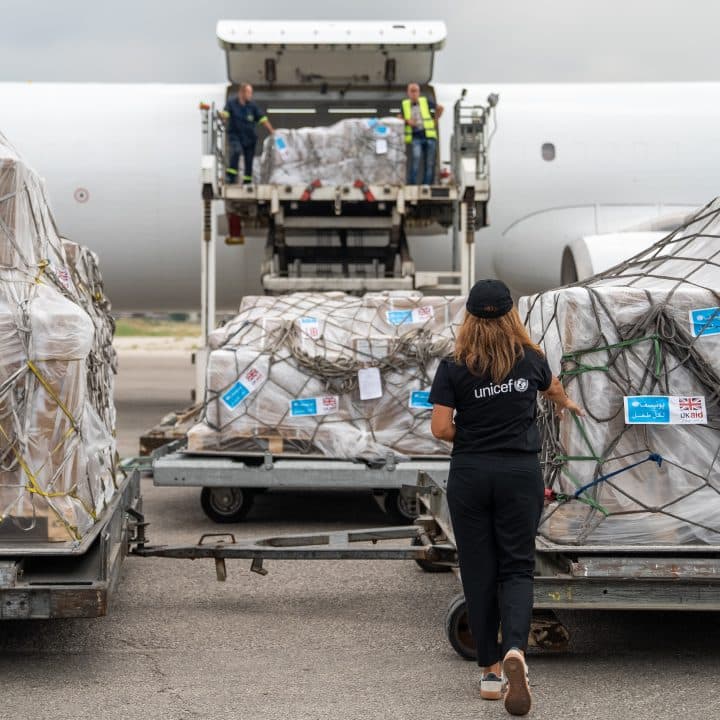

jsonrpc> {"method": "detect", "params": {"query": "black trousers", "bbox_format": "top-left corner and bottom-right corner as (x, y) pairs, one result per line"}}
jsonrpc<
(228, 140), (256, 183)
(446, 452), (544, 667)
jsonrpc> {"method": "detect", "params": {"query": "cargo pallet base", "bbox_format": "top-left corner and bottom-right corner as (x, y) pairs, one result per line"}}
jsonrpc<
(0, 471), (141, 619)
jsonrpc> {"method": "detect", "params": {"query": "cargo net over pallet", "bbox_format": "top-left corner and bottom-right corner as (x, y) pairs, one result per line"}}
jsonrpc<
(189, 293), (464, 462)
(0, 134), (117, 543)
(254, 117), (406, 186)
(521, 199), (720, 546)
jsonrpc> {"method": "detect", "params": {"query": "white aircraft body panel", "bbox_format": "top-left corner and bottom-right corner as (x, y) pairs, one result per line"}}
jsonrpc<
(2, 82), (718, 311)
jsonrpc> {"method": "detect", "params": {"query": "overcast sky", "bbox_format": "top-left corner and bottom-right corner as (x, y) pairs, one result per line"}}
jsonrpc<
(1, 0), (718, 84)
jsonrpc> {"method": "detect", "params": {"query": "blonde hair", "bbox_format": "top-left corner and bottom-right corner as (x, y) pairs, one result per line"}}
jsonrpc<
(454, 307), (544, 383)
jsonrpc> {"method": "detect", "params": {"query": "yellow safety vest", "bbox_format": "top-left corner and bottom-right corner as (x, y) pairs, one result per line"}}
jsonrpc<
(401, 96), (438, 143)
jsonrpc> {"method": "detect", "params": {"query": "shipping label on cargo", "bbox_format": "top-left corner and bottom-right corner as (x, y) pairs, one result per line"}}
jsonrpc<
(375, 138), (388, 155)
(289, 395), (339, 417)
(298, 316), (321, 339)
(221, 366), (266, 410)
(386, 305), (435, 326)
(689, 307), (720, 337)
(409, 390), (433, 410)
(366, 119), (389, 135)
(624, 395), (707, 424)
(275, 136), (290, 160)
(358, 367), (383, 400)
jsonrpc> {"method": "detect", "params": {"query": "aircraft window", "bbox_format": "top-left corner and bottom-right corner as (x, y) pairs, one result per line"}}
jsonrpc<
(542, 143), (556, 161)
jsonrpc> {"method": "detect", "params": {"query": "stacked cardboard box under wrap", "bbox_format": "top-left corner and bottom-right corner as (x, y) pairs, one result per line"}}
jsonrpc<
(521, 201), (720, 546)
(0, 134), (117, 542)
(254, 118), (406, 186)
(188, 293), (463, 461)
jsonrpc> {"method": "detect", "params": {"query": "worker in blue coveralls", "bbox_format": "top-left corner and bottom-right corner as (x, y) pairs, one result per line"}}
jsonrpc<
(400, 82), (444, 185)
(221, 83), (274, 184)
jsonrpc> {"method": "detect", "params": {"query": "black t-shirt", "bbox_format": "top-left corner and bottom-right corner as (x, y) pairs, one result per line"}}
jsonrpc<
(224, 98), (266, 145)
(429, 349), (552, 456)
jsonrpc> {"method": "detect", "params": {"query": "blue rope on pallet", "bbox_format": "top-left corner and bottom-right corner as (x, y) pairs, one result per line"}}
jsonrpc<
(573, 453), (663, 499)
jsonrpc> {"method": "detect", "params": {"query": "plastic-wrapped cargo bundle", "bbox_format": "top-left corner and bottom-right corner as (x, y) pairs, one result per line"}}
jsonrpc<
(521, 200), (720, 546)
(188, 292), (465, 461)
(255, 118), (406, 186)
(0, 133), (117, 542)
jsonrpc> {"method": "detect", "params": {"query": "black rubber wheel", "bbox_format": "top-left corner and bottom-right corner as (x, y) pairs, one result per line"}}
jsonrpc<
(200, 486), (254, 523)
(383, 489), (419, 524)
(411, 535), (453, 573)
(445, 593), (477, 660)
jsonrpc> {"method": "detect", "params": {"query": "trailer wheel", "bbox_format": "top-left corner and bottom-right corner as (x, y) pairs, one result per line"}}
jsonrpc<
(411, 535), (453, 573)
(445, 593), (477, 661)
(200, 487), (254, 523)
(383, 489), (419, 524)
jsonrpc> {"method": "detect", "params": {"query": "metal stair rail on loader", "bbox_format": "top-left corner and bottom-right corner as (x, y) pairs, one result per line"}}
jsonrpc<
(0, 471), (142, 620)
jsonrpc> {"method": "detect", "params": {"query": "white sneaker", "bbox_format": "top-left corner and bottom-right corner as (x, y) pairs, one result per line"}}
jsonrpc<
(479, 671), (505, 700)
(503, 648), (531, 716)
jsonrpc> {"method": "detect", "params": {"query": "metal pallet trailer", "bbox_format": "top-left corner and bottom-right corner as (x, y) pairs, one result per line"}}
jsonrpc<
(129, 468), (720, 659)
(152, 443), (449, 524)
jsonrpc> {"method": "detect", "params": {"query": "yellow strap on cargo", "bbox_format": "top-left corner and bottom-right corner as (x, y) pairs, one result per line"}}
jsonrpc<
(0, 421), (83, 540)
(35, 258), (49, 284)
(26, 360), (80, 433)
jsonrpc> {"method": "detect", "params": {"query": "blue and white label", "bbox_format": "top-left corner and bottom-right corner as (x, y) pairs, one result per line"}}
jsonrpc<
(689, 307), (720, 337)
(409, 390), (433, 409)
(220, 366), (266, 410)
(386, 305), (435, 326)
(298, 316), (321, 339)
(275, 136), (289, 159)
(222, 381), (250, 410)
(289, 395), (339, 417)
(624, 395), (706, 425)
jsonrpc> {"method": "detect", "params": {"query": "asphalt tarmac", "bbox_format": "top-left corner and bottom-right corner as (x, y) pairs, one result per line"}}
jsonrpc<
(1, 348), (719, 719)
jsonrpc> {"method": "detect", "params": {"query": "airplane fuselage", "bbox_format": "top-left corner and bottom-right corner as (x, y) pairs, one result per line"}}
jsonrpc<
(2, 81), (717, 310)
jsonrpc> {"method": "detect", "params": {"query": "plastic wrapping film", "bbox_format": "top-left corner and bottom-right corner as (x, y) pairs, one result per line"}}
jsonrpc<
(254, 118), (406, 186)
(188, 292), (465, 462)
(520, 199), (720, 546)
(0, 133), (117, 543)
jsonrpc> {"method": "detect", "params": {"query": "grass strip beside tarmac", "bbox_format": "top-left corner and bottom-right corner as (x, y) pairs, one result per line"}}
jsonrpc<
(115, 318), (201, 338)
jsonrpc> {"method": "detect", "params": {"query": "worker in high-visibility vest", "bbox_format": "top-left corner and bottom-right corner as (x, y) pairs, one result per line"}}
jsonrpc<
(399, 83), (444, 185)
(221, 83), (274, 184)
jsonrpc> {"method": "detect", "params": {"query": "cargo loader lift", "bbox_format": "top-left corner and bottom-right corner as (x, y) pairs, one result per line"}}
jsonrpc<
(147, 88), (498, 524)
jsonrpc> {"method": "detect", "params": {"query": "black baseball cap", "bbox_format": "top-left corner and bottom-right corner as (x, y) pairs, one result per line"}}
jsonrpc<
(466, 279), (513, 319)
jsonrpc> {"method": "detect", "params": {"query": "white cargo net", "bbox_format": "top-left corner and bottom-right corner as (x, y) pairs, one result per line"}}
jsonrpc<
(521, 199), (720, 545)
(0, 133), (117, 542)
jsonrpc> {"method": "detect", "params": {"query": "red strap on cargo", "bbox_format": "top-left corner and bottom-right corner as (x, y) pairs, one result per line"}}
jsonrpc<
(353, 179), (375, 201)
(300, 178), (322, 201)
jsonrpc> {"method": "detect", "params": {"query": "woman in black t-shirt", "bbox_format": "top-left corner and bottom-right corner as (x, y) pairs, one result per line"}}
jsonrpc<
(429, 279), (582, 716)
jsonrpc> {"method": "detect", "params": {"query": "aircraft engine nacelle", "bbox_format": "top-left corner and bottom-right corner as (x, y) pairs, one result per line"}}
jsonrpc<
(561, 231), (666, 284)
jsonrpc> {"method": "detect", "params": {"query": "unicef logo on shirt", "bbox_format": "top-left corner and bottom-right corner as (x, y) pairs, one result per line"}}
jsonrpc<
(515, 378), (529, 392)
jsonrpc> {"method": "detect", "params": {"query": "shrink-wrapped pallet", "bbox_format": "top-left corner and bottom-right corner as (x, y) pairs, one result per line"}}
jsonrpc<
(188, 292), (464, 461)
(0, 133), (117, 542)
(254, 118), (406, 186)
(521, 200), (720, 545)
